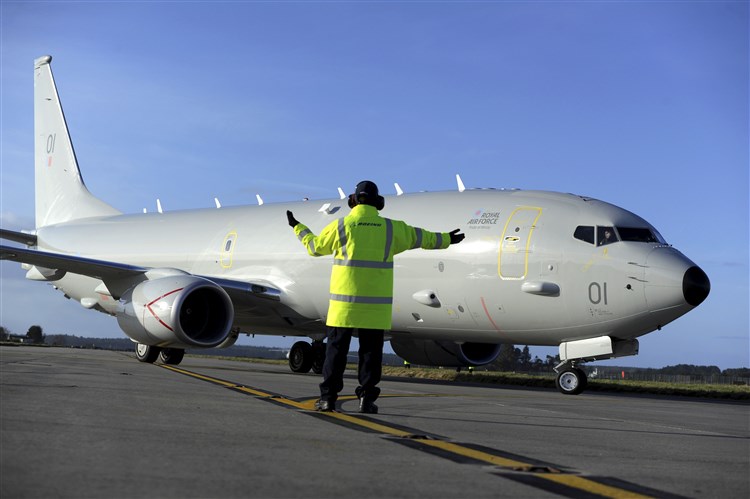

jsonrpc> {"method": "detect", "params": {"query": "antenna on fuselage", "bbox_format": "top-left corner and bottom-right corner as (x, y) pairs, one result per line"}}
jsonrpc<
(256, 194), (264, 206)
(394, 183), (404, 196)
(337, 187), (346, 200)
(456, 174), (466, 193)
(214, 197), (221, 209)
(156, 199), (163, 213)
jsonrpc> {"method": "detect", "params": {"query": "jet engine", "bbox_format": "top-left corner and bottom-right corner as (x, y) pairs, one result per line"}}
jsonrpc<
(390, 338), (502, 367)
(117, 274), (234, 349)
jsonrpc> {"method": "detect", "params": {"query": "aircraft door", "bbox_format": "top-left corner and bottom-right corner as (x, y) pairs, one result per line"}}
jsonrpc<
(220, 231), (237, 269)
(498, 207), (542, 280)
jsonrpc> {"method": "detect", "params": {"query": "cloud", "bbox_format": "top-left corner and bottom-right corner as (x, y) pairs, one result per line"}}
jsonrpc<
(0, 211), (34, 231)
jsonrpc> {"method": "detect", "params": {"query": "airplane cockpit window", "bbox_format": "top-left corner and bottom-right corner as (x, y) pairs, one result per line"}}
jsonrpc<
(574, 226), (595, 245)
(597, 226), (617, 246)
(616, 227), (665, 244)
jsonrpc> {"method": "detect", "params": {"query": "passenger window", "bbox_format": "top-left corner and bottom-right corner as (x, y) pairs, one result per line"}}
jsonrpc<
(574, 226), (595, 245)
(597, 226), (617, 246)
(225, 240), (233, 251)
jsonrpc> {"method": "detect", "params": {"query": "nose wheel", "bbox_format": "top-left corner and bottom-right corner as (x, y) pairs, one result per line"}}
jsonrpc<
(556, 367), (588, 395)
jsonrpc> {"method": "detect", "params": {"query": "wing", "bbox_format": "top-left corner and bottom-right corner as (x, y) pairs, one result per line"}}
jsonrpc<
(0, 244), (281, 303)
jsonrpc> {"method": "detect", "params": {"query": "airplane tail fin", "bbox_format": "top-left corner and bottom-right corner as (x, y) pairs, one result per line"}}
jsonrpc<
(34, 56), (121, 228)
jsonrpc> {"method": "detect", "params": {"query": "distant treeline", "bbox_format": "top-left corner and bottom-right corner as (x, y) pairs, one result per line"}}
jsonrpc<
(40, 334), (405, 366)
(593, 364), (750, 379)
(44, 334), (292, 360)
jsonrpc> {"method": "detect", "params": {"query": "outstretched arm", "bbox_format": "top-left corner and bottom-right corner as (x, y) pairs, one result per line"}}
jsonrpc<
(393, 222), (464, 254)
(287, 211), (336, 257)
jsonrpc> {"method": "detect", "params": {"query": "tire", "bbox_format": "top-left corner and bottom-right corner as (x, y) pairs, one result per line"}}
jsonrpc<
(289, 341), (313, 373)
(159, 348), (185, 365)
(556, 368), (587, 395)
(135, 344), (161, 363)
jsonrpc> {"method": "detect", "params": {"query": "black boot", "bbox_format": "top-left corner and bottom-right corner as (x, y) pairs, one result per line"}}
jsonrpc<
(315, 399), (334, 412)
(359, 399), (378, 414)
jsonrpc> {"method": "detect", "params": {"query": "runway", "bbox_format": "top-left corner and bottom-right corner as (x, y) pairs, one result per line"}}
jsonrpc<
(2, 346), (748, 498)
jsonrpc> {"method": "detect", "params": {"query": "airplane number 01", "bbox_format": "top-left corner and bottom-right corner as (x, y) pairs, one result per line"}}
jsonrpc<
(46, 133), (56, 154)
(588, 282), (608, 305)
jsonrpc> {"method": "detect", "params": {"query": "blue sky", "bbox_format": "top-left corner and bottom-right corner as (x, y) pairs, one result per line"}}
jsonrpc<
(1, 1), (747, 369)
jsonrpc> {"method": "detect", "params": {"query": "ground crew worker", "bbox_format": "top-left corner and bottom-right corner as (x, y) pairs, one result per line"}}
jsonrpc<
(287, 180), (464, 413)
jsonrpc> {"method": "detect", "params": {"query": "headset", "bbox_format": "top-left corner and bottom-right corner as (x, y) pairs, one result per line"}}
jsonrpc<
(348, 182), (385, 210)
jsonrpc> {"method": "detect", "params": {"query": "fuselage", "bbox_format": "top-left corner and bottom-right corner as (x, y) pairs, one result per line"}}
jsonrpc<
(34, 189), (707, 347)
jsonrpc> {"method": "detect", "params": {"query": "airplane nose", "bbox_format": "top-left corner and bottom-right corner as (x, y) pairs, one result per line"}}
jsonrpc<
(645, 247), (710, 315)
(683, 266), (710, 307)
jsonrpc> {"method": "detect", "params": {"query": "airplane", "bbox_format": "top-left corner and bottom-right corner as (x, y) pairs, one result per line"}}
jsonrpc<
(0, 56), (710, 395)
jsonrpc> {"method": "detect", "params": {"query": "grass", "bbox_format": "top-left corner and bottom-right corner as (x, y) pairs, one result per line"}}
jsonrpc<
(381, 366), (750, 400)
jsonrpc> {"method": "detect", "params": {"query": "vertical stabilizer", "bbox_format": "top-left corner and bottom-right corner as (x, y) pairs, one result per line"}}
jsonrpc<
(34, 56), (120, 227)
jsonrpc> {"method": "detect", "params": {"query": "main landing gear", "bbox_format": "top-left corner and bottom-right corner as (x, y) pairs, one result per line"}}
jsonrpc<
(288, 340), (326, 374)
(554, 360), (588, 395)
(134, 344), (185, 365)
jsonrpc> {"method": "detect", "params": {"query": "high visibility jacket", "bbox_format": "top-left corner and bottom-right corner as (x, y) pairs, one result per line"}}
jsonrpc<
(294, 204), (451, 330)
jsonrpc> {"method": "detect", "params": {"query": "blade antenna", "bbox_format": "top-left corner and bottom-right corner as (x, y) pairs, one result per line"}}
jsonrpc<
(456, 174), (466, 193)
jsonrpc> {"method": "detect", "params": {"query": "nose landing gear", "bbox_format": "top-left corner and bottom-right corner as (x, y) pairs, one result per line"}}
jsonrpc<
(554, 360), (588, 395)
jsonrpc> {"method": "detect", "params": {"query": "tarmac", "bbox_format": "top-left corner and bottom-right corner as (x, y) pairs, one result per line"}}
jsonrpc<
(1, 346), (748, 498)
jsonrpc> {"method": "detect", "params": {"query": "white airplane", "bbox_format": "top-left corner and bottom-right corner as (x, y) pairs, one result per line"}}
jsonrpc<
(1, 56), (710, 394)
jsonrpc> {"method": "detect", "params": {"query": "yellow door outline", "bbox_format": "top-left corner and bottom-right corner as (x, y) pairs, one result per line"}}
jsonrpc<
(220, 231), (238, 269)
(498, 207), (542, 280)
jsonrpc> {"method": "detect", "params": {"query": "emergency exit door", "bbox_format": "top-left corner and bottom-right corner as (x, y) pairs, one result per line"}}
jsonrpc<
(498, 207), (542, 280)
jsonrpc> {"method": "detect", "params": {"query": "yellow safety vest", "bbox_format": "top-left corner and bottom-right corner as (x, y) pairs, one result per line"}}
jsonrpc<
(294, 204), (450, 330)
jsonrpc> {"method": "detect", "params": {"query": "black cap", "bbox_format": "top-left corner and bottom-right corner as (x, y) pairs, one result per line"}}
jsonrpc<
(355, 180), (379, 198)
(353, 180), (385, 210)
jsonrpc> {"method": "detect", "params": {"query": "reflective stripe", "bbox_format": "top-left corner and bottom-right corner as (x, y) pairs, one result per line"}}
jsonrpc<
(337, 218), (348, 259)
(384, 218), (393, 261)
(434, 233), (443, 249)
(308, 241), (320, 256)
(334, 259), (394, 269)
(330, 294), (393, 305)
(297, 228), (320, 256)
(412, 228), (423, 249)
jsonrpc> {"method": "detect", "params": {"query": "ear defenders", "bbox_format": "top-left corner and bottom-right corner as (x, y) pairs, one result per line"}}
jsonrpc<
(348, 193), (385, 210)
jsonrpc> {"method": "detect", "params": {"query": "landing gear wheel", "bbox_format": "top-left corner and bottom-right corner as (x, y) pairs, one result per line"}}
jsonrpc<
(159, 348), (185, 365)
(135, 344), (161, 363)
(289, 341), (313, 373)
(556, 368), (587, 395)
(311, 341), (326, 375)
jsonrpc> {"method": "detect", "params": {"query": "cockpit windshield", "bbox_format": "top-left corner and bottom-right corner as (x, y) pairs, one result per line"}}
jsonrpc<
(574, 225), (667, 246)
(616, 227), (666, 244)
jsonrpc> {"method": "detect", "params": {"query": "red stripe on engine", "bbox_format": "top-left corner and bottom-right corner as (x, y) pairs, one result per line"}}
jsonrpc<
(146, 287), (185, 332)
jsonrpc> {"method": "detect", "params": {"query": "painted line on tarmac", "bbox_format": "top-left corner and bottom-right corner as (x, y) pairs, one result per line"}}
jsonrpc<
(160, 364), (685, 499)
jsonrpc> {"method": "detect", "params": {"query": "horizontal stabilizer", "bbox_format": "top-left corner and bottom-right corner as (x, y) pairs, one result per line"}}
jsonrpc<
(0, 229), (38, 246)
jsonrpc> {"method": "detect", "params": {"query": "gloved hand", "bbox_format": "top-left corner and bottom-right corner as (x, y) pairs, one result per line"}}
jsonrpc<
(449, 229), (465, 244)
(287, 210), (300, 228)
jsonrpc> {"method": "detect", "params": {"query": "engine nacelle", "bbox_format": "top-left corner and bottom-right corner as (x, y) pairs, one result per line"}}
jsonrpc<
(390, 338), (502, 367)
(117, 274), (234, 349)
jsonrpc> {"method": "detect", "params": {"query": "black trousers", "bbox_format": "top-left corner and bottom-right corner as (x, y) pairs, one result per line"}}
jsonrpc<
(319, 327), (384, 404)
